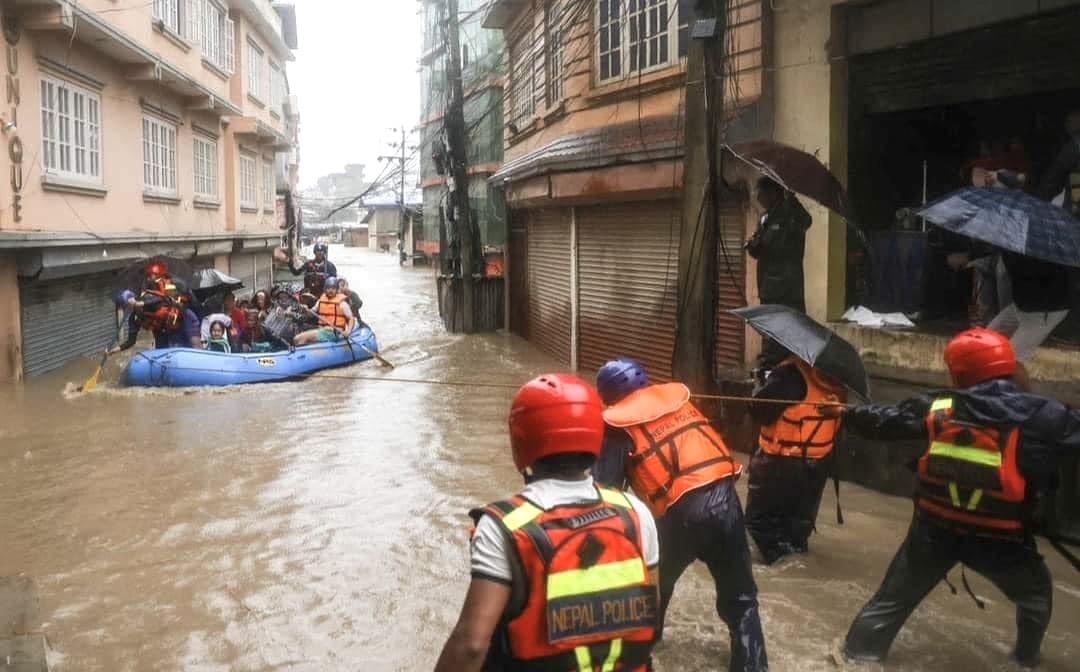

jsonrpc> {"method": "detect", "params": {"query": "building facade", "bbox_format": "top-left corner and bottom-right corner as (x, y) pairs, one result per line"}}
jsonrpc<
(0, 0), (299, 380)
(418, 0), (507, 268)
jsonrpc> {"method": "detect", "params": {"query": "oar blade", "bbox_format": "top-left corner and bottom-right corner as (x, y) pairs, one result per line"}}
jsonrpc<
(80, 366), (103, 392)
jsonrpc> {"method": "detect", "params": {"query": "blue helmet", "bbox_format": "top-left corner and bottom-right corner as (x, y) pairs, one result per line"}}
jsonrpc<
(115, 289), (136, 308)
(323, 276), (340, 289)
(596, 358), (648, 405)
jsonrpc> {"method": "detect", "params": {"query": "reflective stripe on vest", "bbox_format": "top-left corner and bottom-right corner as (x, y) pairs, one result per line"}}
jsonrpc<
(758, 357), (846, 460)
(316, 293), (348, 330)
(473, 487), (656, 672)
(605, 383), (739, 517)
(917, 396), (1027, 541)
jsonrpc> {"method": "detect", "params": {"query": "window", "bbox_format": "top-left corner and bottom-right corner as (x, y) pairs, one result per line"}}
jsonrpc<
(269, 62), (283, 112)
(509, 39), (535, 127)
(193, 136), (218, 200)
(153, 0), (203, 42)
(142, 116), (178, 196)
(201, 1), (235, 74)
(262, 159), (274, 209)
(247, 41), (263, 100)
(239, 154), (257, 209)
(545, 0), (563, 105)
(40, 77), (102, 184)
(595, 0), (689, 84)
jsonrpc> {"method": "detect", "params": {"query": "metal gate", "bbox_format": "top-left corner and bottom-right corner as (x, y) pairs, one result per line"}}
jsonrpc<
(577, 202), (680, 381)
(229, 253), (257, 298)
(526, 208), (572, 365)
(714, 201), (748, 376)
(19, 272), (118, 376)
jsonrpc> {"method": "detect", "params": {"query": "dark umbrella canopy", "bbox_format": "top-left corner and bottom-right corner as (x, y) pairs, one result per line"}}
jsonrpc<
(731, 304), (870, 400)
(723, 141), (850, 218)
(191, 268), (245, 300)
(917, 186), (1080, 268)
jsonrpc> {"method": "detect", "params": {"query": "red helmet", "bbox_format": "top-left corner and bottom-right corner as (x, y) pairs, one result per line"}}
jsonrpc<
(145, 261), (167, 278)
(509, 373), (604, 472)
(943, 328), (1016, 388)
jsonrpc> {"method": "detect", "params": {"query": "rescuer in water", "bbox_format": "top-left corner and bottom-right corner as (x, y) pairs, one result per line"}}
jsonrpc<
(593, 358), (768, 672)
(109, 283), (201, 353)
(435, 373), (660, 672)
(838, 328), (1080, 668)
(745, 351), (847, 564)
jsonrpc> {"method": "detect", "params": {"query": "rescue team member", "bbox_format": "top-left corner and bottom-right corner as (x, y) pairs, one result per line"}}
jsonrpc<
(293, 277), (356, 346)
(435, 373), (660, 672)
(745, 354), (847, 564)
(593, 359), (769, 672)
(838, 328), (1080, 668)
(143, 260), (172, 294)
(109, 289), (201, 353)
(289, 242), (337, 296)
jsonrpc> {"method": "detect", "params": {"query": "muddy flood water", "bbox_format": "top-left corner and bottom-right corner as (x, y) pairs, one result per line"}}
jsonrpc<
(1, 246), (1077, 671)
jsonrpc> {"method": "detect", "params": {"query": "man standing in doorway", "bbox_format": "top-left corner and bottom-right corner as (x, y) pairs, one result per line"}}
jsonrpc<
(746, 176), (812, 365)
(1036, 110), (1080, 215)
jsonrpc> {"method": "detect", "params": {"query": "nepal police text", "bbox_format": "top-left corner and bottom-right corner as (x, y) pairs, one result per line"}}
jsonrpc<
(548, 590), (656, 642)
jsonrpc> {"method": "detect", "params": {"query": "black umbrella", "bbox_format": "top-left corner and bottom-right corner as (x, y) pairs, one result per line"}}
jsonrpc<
(731, 304), (870, 400)
(917, 186), (1080, 268)
(722, 141), (850, 218)
(191, 268), (245, 301)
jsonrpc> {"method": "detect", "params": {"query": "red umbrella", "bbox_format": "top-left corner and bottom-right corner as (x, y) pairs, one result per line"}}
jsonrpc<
(723, 141), (850, 218)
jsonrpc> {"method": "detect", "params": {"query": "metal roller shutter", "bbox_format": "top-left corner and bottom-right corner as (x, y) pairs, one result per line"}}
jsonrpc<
(229, 253), (257, 298)
(577, 202), (680, 381)
(20, 272), (118, 377)
(527, 208), (572, 365)
(254, 252), (273, 294)
(714, 202), (748, 376)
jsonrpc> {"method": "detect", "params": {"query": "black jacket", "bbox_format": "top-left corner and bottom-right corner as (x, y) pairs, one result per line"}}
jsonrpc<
(748, 362), (807, 427)
(844, 379), (1080, 493)
(1001, 252), (1071, 313)
(746, 196), (811, 311)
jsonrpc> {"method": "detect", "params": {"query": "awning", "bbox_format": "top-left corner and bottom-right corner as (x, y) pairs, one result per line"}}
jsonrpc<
(490, 116), (683, 184)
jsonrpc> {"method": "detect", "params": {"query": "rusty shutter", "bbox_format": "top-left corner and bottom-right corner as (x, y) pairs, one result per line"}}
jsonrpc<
(509, 212), (529, 338)
(526, 208), (572, 365)
(577, 202), (680, 381)
(714, 202), (747, 377)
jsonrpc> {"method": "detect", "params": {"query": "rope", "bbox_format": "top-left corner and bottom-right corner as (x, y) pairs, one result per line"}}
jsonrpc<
(114, 360), (852, 406)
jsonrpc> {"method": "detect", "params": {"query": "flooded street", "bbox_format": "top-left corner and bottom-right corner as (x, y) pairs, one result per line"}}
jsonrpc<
(1, 246), (1077, 671)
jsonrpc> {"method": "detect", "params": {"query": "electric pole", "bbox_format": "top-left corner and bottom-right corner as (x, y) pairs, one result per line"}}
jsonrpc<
(378, 126), (416, 260)
(443, 0), (477, 332)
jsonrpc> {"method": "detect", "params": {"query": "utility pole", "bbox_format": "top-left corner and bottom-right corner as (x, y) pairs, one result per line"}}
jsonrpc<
(378, 126), (416, 260)
(443, 0), (477, 333)
(673, 2), (724, 391)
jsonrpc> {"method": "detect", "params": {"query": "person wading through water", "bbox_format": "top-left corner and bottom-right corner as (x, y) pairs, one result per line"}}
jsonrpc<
(436, 373), (660, 672)
(837, 328), (1080, 668)
(592, 358), (769, 672)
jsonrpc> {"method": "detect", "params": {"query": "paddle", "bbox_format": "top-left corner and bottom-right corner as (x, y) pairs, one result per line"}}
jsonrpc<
(301, 305), (394, 369)
(80, 308), (129, 392)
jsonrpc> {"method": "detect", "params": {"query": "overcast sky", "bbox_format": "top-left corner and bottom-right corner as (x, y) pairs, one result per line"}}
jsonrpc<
(289, 2), (421, 188)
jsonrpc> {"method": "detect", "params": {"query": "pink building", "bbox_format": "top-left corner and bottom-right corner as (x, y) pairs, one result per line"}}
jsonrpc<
(0, 0), (300, 379)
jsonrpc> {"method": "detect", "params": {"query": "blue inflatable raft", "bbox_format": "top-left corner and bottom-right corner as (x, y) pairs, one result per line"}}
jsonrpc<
(120, 326), (379, 387)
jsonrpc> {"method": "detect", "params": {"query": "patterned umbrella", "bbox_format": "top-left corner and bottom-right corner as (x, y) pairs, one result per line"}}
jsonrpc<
(917, 186), (1080, 268)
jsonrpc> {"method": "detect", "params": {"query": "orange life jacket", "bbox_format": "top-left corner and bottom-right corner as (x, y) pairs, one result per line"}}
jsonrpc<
(603, 383), (740, 517)
(916, 397), (1028, 542)
(758, 357), (847, 459)
(470, 487), (656, 672)
(316, 293), (348, 330)
(138, 289), (182, 333)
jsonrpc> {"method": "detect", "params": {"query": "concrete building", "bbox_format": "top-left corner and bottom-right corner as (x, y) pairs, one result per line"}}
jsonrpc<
(483, 0), (708, 379)
(0, 0), (299, 380)
(418, 0), (506, 268)
(361, 194), (423, 260)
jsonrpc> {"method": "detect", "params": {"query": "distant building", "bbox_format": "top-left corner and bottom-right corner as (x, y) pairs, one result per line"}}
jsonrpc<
(360, 194), (422, 263)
